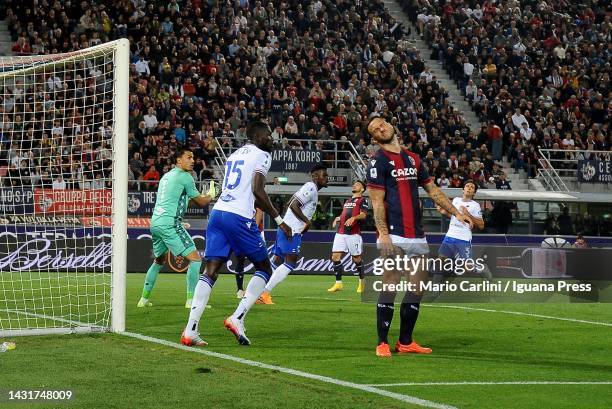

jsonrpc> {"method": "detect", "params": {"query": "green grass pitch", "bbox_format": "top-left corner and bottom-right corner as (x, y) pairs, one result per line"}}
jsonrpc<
(1, 273), (611, 408)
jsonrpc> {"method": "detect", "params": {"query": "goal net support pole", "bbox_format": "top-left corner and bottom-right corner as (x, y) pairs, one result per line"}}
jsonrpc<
(0, 39), (129, 336)
(111, 39), (129, 334)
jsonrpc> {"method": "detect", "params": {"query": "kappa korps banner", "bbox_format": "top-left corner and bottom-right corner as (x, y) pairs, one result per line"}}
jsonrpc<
(577, 159), (612, 183)
(270, 149), (322, 172)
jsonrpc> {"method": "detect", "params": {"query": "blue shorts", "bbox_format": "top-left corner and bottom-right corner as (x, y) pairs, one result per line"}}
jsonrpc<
(272, 228), (302, 257)
(438, 236), (473, 260)
(205, 209), (268, 262)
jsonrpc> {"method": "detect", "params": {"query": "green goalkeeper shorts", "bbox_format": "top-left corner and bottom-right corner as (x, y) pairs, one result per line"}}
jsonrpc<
(150, 224), (197, 258)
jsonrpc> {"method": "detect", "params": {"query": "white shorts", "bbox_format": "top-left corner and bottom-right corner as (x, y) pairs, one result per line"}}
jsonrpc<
(332, 233), (363, 256)
(377, 234), (429, 258)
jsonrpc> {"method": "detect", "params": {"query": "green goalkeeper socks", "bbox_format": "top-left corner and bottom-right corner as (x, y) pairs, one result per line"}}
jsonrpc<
(141, 262), (163, 299)
(186, 260), (202, 299)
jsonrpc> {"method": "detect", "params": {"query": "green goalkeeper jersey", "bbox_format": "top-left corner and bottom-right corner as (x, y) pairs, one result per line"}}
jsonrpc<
(151, 168), (200, 226)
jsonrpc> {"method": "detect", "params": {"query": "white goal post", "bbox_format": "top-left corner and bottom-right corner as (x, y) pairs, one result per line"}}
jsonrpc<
(0, 39), (129, 336)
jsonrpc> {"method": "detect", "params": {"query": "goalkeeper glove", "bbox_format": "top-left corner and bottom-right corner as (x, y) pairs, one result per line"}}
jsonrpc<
(204, 181), (218, 200)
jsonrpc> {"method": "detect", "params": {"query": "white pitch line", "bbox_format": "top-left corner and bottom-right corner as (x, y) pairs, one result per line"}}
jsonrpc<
(294, 297), (612, 327)
(426, 305), (612, 327)
(122, 331), (457, 409)
(364, 381), (612, 387)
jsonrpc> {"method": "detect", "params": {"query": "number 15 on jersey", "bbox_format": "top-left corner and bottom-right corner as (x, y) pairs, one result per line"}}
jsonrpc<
(224, 160), (244, 190)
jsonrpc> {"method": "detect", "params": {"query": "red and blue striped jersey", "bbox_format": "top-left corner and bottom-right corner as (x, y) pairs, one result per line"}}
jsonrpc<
(366, 148), (431, 238)
(337, 196), (368, 235)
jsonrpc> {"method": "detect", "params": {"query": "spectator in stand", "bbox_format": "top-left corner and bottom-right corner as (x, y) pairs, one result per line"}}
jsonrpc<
(543, 213), (560, 235)
(558, 207), (574, 236)
(495, 173), (511, 190)
(519, 122), (534, 143)
(135, 56), (150, 77)
(143, 107), (158, 132)
(491, 201), (513, 234)
(142, 165), (161, 190)
(450, 172), (463, 188)
(574, 234), (588, 249)
(487, 121), (503, 161)
(437, 173), (450, 188)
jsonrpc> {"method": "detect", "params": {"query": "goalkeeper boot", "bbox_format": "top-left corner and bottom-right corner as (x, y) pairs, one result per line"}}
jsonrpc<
(180, 330), (208, 347)
(224, 316), (250, 346)
(327, 282), (343, 292)
(236, 290), (245, 299)
(356, 279), (365, 294)
(395, 340), (432, 354)
(137, 297), (152, 308)
(256, 291), (274, 305)
(376, 342), (392, 358)
(185, 298), (192, 309)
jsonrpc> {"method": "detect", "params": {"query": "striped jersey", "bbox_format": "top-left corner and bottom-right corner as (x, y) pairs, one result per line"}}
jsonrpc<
(337, 196), (368, 235)
(366, 147), (431, 238)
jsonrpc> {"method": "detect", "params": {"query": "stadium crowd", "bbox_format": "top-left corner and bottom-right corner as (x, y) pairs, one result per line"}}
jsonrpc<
(1, 1), (610, 235)
(402, 0), (610, 177)
(3, 0), (516, 193)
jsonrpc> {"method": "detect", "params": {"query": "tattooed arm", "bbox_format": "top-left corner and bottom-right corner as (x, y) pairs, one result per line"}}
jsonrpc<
(369, 188), (389, 235)
(369, 188), (394, 256)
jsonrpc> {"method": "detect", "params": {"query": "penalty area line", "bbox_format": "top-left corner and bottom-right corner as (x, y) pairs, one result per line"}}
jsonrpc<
(364, 381), (612, 387)
(122, 331), (457, 409)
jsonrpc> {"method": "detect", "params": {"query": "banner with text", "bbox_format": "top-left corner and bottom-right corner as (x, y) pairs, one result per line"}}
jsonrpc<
(577, 159), (612, 183)
(0, 188), (34, 214)
(127, 191), (208, 217)
(33, 189), (112, 215)
(270, 149), (322, 172)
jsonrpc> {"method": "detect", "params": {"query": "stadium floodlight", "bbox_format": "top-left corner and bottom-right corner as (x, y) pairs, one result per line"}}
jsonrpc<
(0, 39), (129, 336)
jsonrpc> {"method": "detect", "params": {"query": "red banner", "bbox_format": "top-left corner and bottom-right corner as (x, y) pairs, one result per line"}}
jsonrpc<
(34, 189), (113, 215)
(81, 216), (151, 228)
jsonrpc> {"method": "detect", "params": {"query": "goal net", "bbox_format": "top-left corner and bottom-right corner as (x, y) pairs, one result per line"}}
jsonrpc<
(0, 39), (129, 336)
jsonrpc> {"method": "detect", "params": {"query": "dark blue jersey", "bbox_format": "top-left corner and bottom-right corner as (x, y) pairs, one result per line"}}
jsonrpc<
(366, 147), (431, 238)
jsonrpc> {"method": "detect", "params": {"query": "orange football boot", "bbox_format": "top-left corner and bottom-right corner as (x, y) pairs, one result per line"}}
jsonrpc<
(376, 342), (392, 358)
(180, 330), (208, 347)
(256, 291), (274, 304)
(394, 340), (432, 354)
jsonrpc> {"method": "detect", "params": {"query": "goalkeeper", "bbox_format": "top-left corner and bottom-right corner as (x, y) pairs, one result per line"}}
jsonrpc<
(138, 148), (219, 309)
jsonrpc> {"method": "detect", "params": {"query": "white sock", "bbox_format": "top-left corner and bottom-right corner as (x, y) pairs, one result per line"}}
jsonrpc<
(264, 263), (294, 293)
(185, 276), (215, 336)
(336, 280), (342, 284)
(231, 271), (270, 322)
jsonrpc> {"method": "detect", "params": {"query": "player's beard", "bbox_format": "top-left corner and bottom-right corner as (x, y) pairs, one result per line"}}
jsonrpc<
(375, 129), (395, 144)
